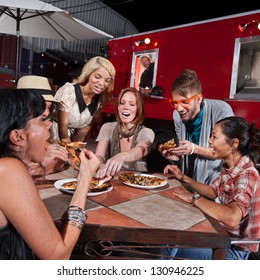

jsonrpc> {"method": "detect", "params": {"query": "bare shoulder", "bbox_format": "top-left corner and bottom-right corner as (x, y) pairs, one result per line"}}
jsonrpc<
(0, 157), (22, 168)
(0, 158), (36, 205)
(0, 157), (30, 181)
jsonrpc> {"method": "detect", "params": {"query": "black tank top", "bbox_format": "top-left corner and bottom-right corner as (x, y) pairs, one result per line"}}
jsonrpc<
(0, 224), (37, 260)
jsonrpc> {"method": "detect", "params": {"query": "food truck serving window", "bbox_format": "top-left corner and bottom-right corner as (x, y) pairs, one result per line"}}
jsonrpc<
(130, 49), (159, 95)
(230, 35), (260, 100)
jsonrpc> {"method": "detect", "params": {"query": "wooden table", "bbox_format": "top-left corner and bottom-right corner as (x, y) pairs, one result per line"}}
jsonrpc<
(38, 167), (231, 260)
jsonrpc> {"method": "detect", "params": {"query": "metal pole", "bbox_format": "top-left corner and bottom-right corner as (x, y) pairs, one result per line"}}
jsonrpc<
(15, 8), (20, 85)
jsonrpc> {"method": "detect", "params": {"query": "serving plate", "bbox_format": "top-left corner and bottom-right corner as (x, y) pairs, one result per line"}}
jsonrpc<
(54, 178), (113, 196)
(121, 173), (168, 189)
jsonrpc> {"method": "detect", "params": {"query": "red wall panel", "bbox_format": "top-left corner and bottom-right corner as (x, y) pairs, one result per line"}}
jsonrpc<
(105, 12), (260, 127)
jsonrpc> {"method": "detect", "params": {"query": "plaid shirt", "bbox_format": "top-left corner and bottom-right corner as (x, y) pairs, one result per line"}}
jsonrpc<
(212, 156), (260, 252)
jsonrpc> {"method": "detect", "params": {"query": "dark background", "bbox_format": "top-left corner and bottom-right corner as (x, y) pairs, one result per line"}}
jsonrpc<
(103, 0), (260, 32)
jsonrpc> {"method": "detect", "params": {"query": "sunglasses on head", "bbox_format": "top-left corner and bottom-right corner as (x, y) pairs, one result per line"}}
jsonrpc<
(168, 94), (200, 108)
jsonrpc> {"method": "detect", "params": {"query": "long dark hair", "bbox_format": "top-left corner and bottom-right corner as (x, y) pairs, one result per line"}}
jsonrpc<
(0, 88), (46, 157)
(216, 116), (260, 166)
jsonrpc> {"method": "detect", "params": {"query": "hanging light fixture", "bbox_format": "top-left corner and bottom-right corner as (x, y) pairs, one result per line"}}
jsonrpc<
(238, 20), (260, 32)
(135, 38), (151, 46)
(144, 38), (151, 44)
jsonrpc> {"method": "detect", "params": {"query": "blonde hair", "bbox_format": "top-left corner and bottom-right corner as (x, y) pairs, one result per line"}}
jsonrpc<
(73, 56), (116, 106)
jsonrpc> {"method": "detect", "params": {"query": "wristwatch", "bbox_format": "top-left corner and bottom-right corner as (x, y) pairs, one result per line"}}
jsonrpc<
(192, 193), (201, 206)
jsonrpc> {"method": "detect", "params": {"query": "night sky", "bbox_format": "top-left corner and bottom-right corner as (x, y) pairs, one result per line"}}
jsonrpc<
(103, 0), (260, 32)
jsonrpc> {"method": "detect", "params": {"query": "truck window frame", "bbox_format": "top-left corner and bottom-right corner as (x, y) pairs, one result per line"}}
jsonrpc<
(230, 35), (260, 100)
(130, 48), (159, 92)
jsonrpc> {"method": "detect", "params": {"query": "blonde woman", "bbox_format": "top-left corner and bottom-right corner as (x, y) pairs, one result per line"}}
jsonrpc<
(51, 56), (116, 142)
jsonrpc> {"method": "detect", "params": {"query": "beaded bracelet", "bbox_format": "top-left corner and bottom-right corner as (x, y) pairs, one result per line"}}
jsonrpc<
(66, 220), (84, 230)
(61, 210), (85, 220)
(61, 212), (86, 230)
(68, 205), (85, 212)
(61, 205), (87, 230)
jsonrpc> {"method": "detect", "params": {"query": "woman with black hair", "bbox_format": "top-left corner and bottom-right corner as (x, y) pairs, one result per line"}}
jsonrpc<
(161, 116), (260, 260)
(0, 89), (100, 259)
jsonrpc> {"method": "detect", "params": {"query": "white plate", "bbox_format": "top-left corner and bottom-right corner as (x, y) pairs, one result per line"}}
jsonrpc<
(54, 178), (113, 196)
(122, 173), (168, 189)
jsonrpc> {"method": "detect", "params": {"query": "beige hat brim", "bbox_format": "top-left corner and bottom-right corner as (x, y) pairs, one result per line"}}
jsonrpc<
(42, 94), (59, 102)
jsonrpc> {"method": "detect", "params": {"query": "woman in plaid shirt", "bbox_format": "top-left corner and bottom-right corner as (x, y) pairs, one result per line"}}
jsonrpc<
(161, 116), (260, 260)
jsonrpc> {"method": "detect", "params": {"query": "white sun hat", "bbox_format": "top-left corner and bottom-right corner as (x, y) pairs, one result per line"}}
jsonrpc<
(17, 75), (59, 103)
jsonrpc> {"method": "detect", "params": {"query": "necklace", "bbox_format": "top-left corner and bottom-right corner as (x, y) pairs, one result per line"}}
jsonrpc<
(118, 125), (136, 142)
(22, 161), (30, 170)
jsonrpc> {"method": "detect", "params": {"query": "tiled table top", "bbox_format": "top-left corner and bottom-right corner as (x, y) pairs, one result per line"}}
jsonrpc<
(39, 169), (231, 259)
(40, 170), (215, 232)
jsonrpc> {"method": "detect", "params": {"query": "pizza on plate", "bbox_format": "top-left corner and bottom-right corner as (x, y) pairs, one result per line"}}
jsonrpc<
(90, 177), (112, 192)
(62, 180), (77, 191)
(118, 172), (165, 186)
(62, 177), (111, 193)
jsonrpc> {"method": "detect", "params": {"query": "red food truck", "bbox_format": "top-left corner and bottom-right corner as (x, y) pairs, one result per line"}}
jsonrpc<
(103, 10), (260, 132)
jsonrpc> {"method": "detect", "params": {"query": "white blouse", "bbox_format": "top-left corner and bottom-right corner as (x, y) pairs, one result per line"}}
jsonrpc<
(50, 82), (102, 140)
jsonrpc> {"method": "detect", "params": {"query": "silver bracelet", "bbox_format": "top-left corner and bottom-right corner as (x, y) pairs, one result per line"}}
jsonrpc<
(61, 208), (87, 230)
(189, 143), (195, 155)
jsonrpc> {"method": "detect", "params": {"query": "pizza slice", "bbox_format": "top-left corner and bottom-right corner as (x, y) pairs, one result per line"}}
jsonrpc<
(62, 180), (77, 191)
(159, 139), (176, 149)
(90, 176), (112, 192)
(66, 147), (81, 166)
(62, 177), (112, 193)
(65, 141), (86, 149)
(56, 141), (86, 167)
